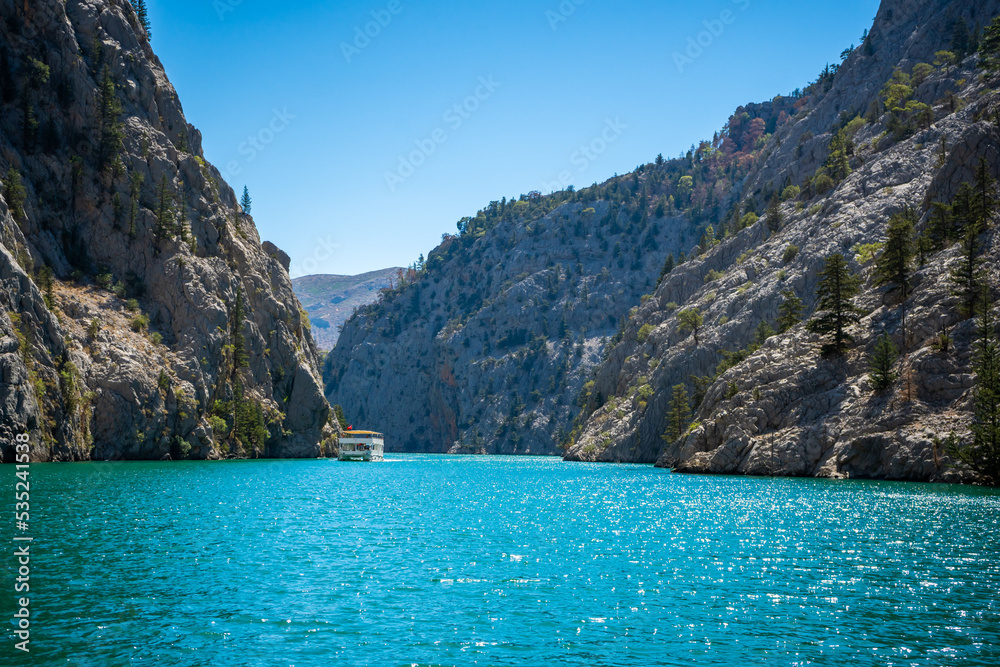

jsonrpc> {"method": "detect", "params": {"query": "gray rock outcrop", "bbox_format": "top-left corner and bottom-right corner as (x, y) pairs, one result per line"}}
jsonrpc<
(0, 0), (337, 461)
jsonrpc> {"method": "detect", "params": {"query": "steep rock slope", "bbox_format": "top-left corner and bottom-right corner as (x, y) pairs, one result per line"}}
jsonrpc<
(323, 176), (748, 454)
(292, 268), (401, 350)
(565, 0), (999, 483)
(0, 0), (336, 461)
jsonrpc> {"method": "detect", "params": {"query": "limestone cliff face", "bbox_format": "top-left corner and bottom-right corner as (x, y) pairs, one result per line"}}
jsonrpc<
(0, 0), (336, 461)
(565, 0), (1000, 483)
(325, 199), (703, 455)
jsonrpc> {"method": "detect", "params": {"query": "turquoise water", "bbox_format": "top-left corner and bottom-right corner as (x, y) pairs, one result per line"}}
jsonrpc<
(4, 455), (1000, 666)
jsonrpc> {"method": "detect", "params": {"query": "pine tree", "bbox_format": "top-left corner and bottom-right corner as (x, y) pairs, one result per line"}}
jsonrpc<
(951, 182), (976, 234)
(875, 208), (916, 348)
(951, 220), (985, 319)
(972, 157), (997, 226)
(128, 172), (143, 238)
(333, 405), (349, 430)
(869, 332), (899, 392)
(951, 295), (1000, 484)
(979, 16), (1000, 71)
(952, 18), (972, 59)
(240, 186), (252, 216)
(927, 201), (955, 249)
(97, 67), (124, 171)
(678, 308), (703, 346)
(766, 196), (783, 232)
(154, 175), (174, 243)
(806, 253), (862, 355)
(134, 0), (151, 38)
(777, 290), (804, 333)
(665, 384), (692, 442)
(659, 253), (675, 282)
(231, 285), (249, 369)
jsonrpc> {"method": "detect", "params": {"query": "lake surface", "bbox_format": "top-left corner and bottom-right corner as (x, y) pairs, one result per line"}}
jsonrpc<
(5, 455), (1000, 666)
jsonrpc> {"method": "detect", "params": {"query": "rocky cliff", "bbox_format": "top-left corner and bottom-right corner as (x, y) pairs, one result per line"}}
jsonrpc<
(565, 0), (1000, 483)
(293, 268), (401, 350)
(0, 0), (337, 462)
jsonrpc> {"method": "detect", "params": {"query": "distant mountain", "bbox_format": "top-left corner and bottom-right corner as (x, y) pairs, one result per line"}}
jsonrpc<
(293, 269), (402, 349)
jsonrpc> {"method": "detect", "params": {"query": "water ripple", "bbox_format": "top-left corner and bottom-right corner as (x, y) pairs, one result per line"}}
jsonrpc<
(5, 456), (999, 666)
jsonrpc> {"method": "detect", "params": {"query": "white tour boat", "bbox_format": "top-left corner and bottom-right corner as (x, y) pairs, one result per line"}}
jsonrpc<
(338, 430), (385, 461)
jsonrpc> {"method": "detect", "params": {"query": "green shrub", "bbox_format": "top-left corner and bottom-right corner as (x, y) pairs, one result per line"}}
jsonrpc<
(95, 270), (114, 290)
(149, 332), (163, 345)
(704, 269), (724, 283)
(3, 168), (27, 223)
(87, 318), (100, 338)
(814, 172), (835, 195)
(125, 298), (139, 312)
(130, 314), (149, 332)
(637, 324), (654, 343)
(209, 415), (228, 435)
(781, 185), (801, 201)
(853, 242), (883, 265)
(783, 244), (799, 264)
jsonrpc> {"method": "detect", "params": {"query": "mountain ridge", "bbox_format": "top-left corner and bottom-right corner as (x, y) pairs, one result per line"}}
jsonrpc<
(324, 0), (1000, 483)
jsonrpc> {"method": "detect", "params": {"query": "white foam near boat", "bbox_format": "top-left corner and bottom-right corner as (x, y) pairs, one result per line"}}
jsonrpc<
(338, 430), (385, 461)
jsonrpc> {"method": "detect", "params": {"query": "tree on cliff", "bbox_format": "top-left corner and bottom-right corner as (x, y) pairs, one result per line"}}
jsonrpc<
(133, 0), (151, 38)
(154, 175), (174, 244)
(869, 332), (899, 392)
(951, 294), (1000, 485)
(951, 212), (986, 319)
(665, 385), (692, 442)
(875, 207), (915, 347)
(333, 405), (350, 430)
(678, 308), (703, 346)
(241, 186), (252, 216)
(979, 16), (1000, 72)
(806, 253), (861, 356)
(766, 196), (783, 233)
(231, 285), (249, 370)
(97, 67), (124, 171)
(777, 290), (804, 333)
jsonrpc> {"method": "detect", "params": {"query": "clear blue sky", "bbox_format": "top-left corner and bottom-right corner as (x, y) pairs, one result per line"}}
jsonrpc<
(149, 0), (880, 276)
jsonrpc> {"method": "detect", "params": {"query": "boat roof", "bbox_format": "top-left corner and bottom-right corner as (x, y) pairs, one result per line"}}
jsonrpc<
(342, 430), (382, 436)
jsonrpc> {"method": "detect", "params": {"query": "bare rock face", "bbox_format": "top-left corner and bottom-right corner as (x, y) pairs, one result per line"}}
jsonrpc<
(0, 0), (337, 461)
(325, 201), (703, 455)
(564, 0), (1000, 482)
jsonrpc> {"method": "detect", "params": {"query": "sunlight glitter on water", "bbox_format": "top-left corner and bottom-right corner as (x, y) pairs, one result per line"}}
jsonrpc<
(8, 455), (1000, 666)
